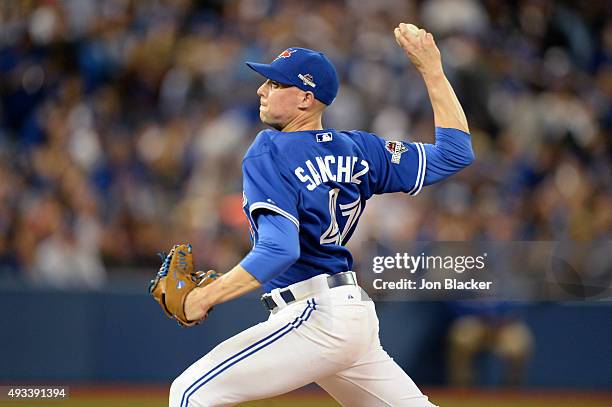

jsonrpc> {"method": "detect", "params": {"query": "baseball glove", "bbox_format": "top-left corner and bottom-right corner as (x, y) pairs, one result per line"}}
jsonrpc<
(149, 243), (220, 327)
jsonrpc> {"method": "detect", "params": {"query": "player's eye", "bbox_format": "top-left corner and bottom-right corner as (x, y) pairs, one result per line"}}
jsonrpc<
(270, 80), (280, 88)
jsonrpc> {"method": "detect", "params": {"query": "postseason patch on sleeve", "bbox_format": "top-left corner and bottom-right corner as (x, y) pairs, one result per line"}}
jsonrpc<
(385, 141), (408, 164)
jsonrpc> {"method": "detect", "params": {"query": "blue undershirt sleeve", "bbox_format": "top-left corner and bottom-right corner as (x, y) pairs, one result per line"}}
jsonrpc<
(423, 127), (475, 186)
(240, 212), (300, 284)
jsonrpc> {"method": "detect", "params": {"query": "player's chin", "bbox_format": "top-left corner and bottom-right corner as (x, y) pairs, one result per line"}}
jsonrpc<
(259, 114), (284, 131)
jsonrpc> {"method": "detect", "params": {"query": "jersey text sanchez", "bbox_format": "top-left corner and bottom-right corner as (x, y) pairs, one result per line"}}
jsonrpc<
(241, 128), (425, 291)
(294, 156), (370, 190)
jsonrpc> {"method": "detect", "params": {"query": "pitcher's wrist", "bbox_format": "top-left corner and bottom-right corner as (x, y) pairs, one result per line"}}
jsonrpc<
(184, 287), (207, 321)
(421, 65), (445, 82)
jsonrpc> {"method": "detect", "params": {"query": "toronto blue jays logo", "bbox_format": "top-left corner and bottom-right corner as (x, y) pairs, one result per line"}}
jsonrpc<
(274, 49), (297, 61)
(385, 141), (408, 164)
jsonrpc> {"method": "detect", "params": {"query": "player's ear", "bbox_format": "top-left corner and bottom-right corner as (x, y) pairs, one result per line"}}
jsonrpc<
(297, 91), (316, 110)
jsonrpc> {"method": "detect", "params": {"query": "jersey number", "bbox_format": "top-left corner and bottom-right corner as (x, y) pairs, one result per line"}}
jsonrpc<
(320, 188), (362, 245)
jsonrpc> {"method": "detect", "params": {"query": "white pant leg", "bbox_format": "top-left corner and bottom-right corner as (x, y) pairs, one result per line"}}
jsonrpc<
(317, 301), (437, 407)
(169, 297), (346, 407)
(170, 283), (433, 407)
(317, 346), (437, 407)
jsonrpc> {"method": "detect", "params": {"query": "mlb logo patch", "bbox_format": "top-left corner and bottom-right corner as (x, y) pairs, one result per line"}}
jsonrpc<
(316, 132), (333, 143)
(385, 141), (408, 164)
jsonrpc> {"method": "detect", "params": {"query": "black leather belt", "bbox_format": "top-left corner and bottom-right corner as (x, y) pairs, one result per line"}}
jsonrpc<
(261, 272), (357, 312)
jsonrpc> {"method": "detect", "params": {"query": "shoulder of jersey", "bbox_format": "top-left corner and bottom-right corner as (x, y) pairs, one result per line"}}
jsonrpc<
(342, 129), (368, 140)
(245, 128), (320, 158)
(341, 130), (374, 147)
(245, 129), (372, 158)
(244, 129), (278, 159)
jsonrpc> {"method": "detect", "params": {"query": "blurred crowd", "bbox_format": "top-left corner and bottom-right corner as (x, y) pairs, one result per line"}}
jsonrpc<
(0, 0), (610, 288)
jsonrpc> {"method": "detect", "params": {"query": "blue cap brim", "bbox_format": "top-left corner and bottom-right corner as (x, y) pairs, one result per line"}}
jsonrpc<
(245, 62), (295, 86)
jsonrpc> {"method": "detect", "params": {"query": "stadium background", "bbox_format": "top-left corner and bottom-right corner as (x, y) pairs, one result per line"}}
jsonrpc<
(0, 0), (610, 406)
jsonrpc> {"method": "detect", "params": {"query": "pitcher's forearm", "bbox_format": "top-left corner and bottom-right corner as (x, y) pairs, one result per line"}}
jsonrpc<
(203, 265), (260, 307)
(422, 69), (469, 133)
(185, 265), (261, 321)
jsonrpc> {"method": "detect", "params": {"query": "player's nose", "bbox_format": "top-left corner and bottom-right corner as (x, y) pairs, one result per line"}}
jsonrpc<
(257, 82), (267, 98)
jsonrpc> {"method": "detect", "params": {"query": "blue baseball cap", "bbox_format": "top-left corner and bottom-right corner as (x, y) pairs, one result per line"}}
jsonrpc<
(246, 47), (339, 105)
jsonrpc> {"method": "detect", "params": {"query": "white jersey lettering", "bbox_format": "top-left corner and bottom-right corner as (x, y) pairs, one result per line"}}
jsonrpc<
(305, 160), (323, 188)
(293, 156), (369, 190)
(294, 167), (317, 191)
(315, 156), (334, 183)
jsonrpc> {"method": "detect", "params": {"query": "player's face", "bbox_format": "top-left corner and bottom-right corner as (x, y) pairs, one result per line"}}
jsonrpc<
(257, 79), (304, 130)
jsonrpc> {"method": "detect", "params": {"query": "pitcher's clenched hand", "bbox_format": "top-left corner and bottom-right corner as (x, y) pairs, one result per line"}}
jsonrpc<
(394, 23), (442, 76)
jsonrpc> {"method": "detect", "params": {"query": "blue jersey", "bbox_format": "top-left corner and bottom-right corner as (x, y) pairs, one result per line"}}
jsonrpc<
(242, 128), (427, 292)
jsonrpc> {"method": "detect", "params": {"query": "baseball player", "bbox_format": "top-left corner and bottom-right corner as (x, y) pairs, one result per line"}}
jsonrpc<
(162, 23), (474, 406)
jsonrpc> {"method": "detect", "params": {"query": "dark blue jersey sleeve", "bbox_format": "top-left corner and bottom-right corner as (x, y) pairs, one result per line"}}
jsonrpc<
(242, 151), (300, 229)
(357, 127), (473, 195)
(358, 132), (427, 196)
(240, 212), (300, 284)
(423, 127), (474, 185)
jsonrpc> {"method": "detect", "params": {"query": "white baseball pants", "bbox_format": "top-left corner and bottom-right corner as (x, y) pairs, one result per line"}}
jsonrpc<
(169, 274), (436, 407)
